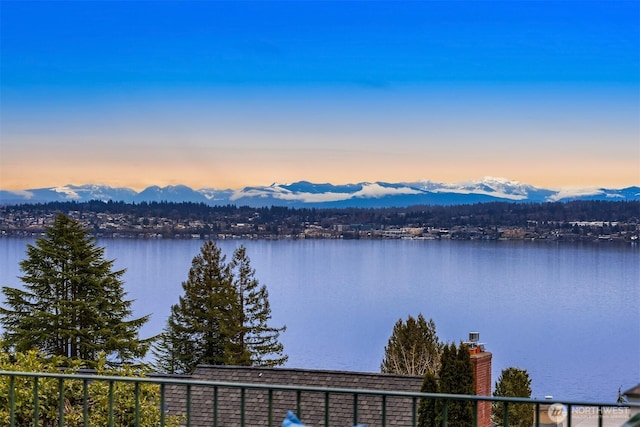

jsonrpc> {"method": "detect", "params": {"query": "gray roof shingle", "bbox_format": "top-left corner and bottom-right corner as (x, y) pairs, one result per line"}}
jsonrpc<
(161, 365), (424, 426)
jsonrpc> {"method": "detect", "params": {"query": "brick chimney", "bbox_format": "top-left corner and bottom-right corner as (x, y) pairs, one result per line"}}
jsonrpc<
(466, 332), (492, 427)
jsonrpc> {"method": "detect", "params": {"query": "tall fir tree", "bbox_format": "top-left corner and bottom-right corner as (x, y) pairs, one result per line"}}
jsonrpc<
(437, 343), (475, 427)
(154, 242), (286, 373)
(0, 213), (149, 366)
(380, 314), (442, 376)
(492, 367), (533, 427)
(152, 308), (199, 375)
(417, 371), (439, 427)
(154, 241), (247, 373)
(231, 246), (287, 367)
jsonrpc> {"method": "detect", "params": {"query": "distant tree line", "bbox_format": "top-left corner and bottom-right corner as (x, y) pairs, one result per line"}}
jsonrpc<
(3, 200), (638, 229)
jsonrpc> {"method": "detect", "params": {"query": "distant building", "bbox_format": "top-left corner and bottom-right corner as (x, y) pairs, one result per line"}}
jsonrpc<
(158, 332), (493, 426)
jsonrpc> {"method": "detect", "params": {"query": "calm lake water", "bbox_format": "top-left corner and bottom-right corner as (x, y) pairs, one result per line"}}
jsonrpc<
(1, 237), (638, 402)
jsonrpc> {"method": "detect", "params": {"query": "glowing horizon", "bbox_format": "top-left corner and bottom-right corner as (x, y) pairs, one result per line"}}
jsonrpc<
(1, 1), (638, 192)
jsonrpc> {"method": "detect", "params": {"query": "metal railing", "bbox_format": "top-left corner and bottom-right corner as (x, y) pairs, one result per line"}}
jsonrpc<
(0, 370), (637, 427)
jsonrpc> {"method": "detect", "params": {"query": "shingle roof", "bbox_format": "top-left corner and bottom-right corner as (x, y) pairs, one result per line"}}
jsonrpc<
(625, 384), (640, 399)
(161, 365), (424, 426)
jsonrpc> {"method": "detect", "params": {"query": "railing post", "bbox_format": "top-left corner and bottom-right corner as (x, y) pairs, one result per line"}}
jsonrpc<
(297, 389), (302, 420)
(381, 394), (387, 427)
(598, 405), (603, 427)
(134, 381), (141, 427)
(33, 376), (39, 427)
(353, 393), (359, 425)
(186, 383), (192, 427)
(268, 388), (274, 427)
(9, 375), (15, 427)
(412, 396), (417, 427)
(503, 401), (510, 427)
(58, 377), (65, 427)
(213, 385), (218, 427)
(473, 399), (478, 427)
(442, 399), (448, 427)
(240, 387), (246, 427)
(325, 391), (330, 427)
(82, 378), (88, 427)
(160, 383), (166, 427)
(567, 404), (572, 427)
(108, 380), (114, 427)
(535, 402), (540, 427)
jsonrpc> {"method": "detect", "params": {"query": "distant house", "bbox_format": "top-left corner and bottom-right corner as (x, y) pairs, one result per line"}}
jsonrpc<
(159, 333), (494, 427)
(160, 365), (424, 426)
(625, 384), (640, 417)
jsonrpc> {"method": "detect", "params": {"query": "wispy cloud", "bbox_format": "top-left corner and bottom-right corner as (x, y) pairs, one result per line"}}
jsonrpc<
(548, 188), (602, 202)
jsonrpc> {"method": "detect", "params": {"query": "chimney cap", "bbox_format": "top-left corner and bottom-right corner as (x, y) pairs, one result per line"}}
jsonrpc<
(464, 331), (486, 352)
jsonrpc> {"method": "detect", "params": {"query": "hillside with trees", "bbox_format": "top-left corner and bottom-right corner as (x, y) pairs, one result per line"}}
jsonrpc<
(1, 200), (638, 242)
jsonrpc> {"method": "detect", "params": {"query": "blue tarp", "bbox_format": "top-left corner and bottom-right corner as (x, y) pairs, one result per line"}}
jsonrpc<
(282, 410), (366, 427)
(282, 411), (304, 426)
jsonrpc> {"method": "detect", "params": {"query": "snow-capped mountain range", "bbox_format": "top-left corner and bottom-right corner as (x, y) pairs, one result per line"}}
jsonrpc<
(1, 178), (638, 208)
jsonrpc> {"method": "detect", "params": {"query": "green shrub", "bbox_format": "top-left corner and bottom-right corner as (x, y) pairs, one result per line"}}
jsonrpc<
(0, 348), (181, 426)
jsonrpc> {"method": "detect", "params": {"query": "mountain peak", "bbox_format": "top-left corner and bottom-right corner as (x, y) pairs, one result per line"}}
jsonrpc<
(1, 180), (637, 208)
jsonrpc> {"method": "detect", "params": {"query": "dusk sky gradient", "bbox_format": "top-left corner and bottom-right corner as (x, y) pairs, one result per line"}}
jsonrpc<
(1, 1), (638, 191)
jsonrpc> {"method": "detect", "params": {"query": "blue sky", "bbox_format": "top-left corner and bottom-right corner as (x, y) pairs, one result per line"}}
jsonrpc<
(1, 1), (638, 190)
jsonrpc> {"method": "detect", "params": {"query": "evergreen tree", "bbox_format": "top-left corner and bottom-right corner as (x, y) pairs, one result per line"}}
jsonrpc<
(492, 367), (533, 427)
(380, 314), (442, 376)
(0, 213), (149, 366)
(154, 242), (286, 373)
(231, 246), (287, 367)
(152, 310), (199, 375)
(437, 343), (474, 427)
(154, 241), (246, 373)
(417, 372), (439, 427)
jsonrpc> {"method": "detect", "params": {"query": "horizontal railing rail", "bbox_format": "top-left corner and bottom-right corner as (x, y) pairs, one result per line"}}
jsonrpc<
(1, 370), (637, 427)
